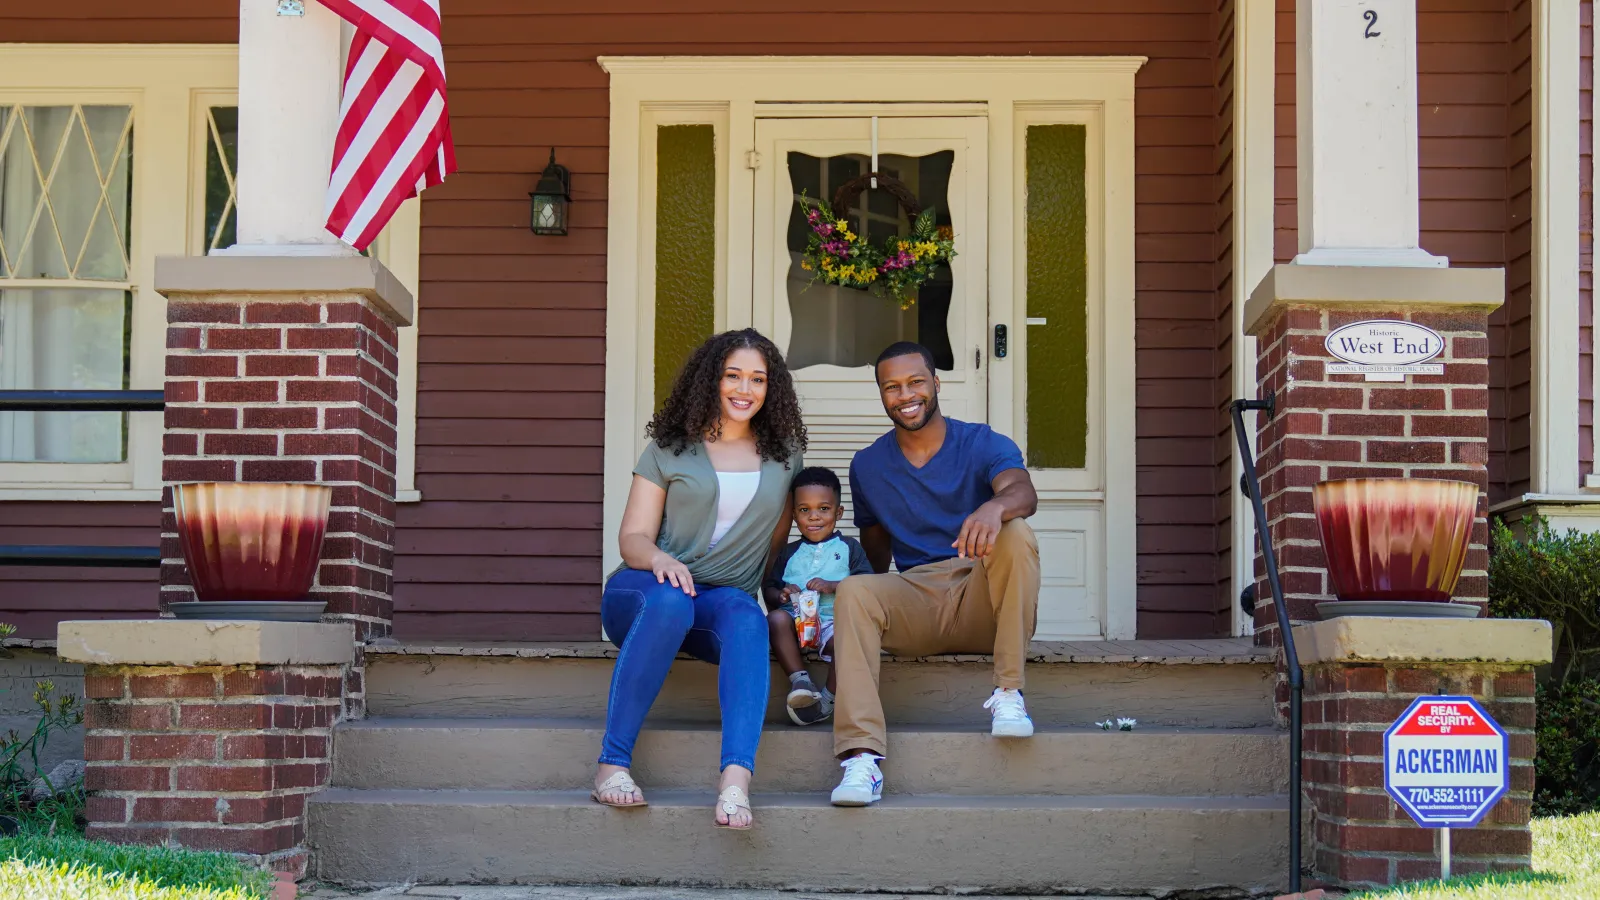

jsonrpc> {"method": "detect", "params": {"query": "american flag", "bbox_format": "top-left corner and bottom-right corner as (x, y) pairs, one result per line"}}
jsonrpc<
(319, 0), (456, 251)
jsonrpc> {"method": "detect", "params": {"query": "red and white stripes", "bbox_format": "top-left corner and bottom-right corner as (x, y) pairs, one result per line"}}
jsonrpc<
(319, 0), (455, 251)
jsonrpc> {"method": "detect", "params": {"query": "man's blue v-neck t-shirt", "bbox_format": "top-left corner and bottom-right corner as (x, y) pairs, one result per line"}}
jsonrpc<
(849, 417), (1026, 572)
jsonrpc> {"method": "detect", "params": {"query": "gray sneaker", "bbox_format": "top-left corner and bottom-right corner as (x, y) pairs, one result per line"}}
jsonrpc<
(786, 673), (822, 710)
(788, 689), (833, 726)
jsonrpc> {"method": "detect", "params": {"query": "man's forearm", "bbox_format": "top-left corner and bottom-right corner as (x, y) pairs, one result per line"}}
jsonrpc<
(988, 482), (1038, 521)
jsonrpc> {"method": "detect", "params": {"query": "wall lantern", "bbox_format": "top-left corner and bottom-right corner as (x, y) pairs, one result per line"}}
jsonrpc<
(529, 148), (571, 236)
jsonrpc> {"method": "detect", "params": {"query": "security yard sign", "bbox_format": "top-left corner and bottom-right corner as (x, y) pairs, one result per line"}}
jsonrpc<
(1384, 695), (1509, 828)
(1324, 319), (1445, 382)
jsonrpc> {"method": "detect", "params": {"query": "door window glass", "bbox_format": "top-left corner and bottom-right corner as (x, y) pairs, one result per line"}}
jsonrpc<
(654, 124), (716, 406)
(784, 150), (954, 371)
(1024, 124), (1088, 469)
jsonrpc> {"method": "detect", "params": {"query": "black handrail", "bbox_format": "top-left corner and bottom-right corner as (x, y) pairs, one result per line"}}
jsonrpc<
(1231, 394), (1304, 894)
(0, 390), (165, 412)
(0, 390), (165, 570)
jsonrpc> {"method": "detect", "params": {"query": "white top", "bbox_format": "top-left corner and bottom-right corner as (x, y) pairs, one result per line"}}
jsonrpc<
(709, 471), (762, 548)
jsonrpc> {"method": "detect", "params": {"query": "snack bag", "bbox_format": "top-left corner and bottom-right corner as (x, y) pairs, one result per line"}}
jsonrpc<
(793, 590), (821, 649)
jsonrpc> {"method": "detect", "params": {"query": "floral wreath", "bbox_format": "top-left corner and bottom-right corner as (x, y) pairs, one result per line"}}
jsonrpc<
(798, 173), (956, 309)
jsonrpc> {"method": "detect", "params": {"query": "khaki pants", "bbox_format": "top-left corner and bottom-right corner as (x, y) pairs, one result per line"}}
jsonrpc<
(832, 518), (1040, 757)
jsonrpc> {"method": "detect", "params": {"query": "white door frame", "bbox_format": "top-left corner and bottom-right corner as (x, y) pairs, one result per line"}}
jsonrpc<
(600, 56), (1145, 638)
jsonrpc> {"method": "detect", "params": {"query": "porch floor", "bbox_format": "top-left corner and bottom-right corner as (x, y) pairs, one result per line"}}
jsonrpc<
(366, 637), (1273, 665)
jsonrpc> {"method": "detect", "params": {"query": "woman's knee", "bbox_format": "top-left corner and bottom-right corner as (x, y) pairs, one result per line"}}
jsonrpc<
(637, 584), (695, 633)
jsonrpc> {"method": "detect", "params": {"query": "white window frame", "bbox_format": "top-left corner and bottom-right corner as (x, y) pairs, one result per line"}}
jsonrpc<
(0, 45), (421, 502)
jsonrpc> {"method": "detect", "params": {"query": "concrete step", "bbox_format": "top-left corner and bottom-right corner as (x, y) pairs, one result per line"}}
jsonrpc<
(365, 640), (1277, 728)
(306, 788), (1291, 895)
(331, 717), (1288, 797)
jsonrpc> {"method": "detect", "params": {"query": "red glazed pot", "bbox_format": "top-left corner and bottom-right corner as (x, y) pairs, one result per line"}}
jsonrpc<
(172, 483), (331, 602)
(1312, 478), (1478, 602)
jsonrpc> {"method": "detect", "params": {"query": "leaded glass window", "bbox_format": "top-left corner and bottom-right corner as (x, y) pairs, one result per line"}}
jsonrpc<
(0, 104), (134, 463)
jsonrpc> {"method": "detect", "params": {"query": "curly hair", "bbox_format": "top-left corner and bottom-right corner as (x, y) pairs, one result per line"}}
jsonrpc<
(647, 328), (808, 464)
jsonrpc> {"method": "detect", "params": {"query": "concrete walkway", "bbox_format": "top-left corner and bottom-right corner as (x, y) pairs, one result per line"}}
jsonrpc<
(299, 887), (1209, 900)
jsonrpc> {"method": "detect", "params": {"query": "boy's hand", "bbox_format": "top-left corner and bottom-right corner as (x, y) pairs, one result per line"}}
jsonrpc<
(806, 578), (840, 594)
(780, 584), (804, 602)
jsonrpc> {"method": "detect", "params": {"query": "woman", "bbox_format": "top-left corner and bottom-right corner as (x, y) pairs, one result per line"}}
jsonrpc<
(592, 328), (806, 830)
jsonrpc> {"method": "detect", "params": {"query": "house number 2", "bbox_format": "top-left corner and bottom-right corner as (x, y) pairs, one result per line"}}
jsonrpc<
(1363, 9), (1382, 38)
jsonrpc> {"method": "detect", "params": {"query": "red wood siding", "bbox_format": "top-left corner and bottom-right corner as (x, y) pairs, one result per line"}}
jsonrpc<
(1505, 0), (1533, 502)
(1275, 0), (1527, 505)
(0, 6), (235, 639)
(2, 0), (1526, 641)
(1581, 0), (1593, 482)
(1198, 0), (1239, 641)
(412, 0), (1240, 640)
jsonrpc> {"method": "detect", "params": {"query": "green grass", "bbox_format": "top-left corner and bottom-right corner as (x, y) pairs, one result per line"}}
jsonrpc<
(0, 832), (273, 900)
(1350, 812), (1600, 899)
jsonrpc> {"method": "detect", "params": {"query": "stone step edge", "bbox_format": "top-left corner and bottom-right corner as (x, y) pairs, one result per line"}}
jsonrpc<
(365, 638), (1275, 666)
(310, 787), (1291, 812)
(336, 716), (1288, 736)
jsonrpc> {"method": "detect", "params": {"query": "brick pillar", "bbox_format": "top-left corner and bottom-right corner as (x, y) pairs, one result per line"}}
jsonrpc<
(156, 257), (413, 718)
(1243, 267), (1505, 647)
(1295, 618), (1550, 888)
(60, 621), (354, 880)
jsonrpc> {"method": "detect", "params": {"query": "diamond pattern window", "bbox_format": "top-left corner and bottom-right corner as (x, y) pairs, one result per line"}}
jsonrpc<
(0, 104), (134, 462)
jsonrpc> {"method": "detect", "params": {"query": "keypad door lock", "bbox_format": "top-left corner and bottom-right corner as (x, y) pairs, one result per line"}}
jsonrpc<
(993, 324), (1008, 358)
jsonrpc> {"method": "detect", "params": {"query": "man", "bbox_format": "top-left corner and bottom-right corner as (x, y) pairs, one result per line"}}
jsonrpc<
(829, 341), (1041, 807)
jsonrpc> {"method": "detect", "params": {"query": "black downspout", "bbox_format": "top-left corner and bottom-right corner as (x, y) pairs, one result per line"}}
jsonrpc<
(1231, 394), (1303, 894)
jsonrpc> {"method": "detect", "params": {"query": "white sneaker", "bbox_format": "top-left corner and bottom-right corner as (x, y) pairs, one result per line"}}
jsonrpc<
(984, 687), (1035, 738)
(830, 754), (885, 807)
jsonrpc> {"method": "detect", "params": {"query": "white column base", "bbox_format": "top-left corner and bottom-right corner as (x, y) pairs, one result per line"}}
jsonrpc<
(1292, 247), (1449, 268)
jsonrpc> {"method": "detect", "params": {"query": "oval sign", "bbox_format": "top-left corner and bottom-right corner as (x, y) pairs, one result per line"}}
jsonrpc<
(1324, 320), (1444, 366)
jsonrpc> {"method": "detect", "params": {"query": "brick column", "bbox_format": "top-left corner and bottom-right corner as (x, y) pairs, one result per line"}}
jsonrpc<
(1295, 617), (1551, 888)
(59, 621), (354, 880)
(156, 257), (413, 718)
(1243, 266), (1505, 647)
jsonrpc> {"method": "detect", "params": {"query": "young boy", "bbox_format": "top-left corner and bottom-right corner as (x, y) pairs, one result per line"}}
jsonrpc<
(764, 467), (874, 726)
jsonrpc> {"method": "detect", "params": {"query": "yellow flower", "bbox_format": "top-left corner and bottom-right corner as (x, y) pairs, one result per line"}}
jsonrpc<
(800, 259), (813, 271)
(897, 240), (910, 251)
(914, 241), (938, 258)
(821, 257), (835, 271)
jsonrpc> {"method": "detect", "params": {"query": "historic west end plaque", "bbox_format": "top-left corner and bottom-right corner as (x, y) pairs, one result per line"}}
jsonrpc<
(1324, 320), (1445, 382)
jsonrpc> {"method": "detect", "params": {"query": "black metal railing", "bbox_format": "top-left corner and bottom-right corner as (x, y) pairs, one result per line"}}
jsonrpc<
(0, 390), (165, 569)
(1231, 393), (1304, 895)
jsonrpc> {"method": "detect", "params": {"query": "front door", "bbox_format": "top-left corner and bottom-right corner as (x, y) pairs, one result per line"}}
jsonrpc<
(751, 116), (989, 522)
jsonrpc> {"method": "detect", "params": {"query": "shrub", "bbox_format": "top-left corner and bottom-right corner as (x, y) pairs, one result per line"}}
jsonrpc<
(0, 623), (86, 833)
(1488, 516), (1600, 687)
(1491, 516), (1600, 814)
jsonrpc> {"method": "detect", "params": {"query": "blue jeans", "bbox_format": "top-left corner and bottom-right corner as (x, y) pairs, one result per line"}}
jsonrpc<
(598, 568), (770, 773)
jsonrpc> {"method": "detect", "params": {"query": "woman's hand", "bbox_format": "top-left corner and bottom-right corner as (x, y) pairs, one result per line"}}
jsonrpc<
(651, 551), (697, 596)
(805, 578), (840, 594)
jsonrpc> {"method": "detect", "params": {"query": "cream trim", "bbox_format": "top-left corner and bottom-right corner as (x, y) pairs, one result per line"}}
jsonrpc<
(1532, 0), (1583, 494)
(383, 198), (422, 501)
(603, 56), (1144, 638)
(600, 56), (1147, 77)
(0, 44), (235, 493)
(1231, 0), (1275, 637)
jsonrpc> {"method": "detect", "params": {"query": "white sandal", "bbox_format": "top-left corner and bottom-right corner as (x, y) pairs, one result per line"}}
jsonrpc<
(713, 784), (753, 830)
(590, 770), (647, 808)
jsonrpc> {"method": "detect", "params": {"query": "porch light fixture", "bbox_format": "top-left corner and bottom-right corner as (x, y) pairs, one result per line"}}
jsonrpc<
(529, 148), (571, 236)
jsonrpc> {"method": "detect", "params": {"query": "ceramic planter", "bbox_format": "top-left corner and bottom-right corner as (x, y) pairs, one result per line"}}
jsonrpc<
(171, 483), (331, 616)
(1311, 477), (1479, 614)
